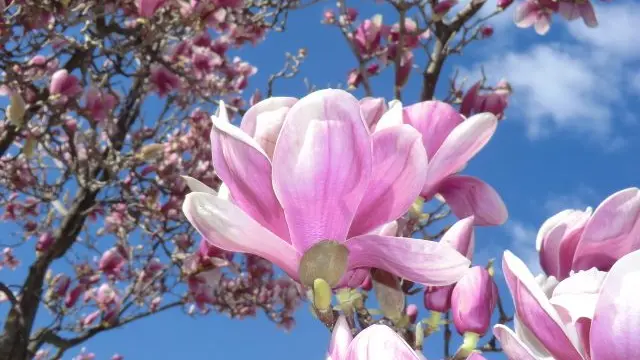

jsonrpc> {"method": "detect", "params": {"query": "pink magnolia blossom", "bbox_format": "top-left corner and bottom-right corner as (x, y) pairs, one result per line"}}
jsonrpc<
(376, 100), (508, 226)
(495, 249), (640, 360)
(514, 0), (559, 35)
(327, 316), (422, 360)
(451, 266), (498, 336)
(99, 247), (127, 278)
(537, 187), (640, 279)
(182, 89), (470, 289)
(85, 87), (117, 122)
(136, 0), (166, 18)
(150, 65), (180, 97)
(460, 80), (511, 120)
(352, 15), (385, 56)
(558, 0), (598, 28)
(49, 69), (83, 98)
(35, 232), (55, 254)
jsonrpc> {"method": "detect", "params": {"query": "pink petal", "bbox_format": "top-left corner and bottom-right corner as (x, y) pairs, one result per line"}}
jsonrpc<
(438, 175), (508, 226)
(502, 251), (583, 360)
(359, 97), (387, 131)
(346, 324), (421, 360)
(514, 2), (541, 28)
(537, 208), (592, 280)
(423, 113), (497, 198)
(440, 216), (475, 260)
(348, 125), (428, 237)
(210, 104), (289, 240)
(181, 176), (218, 196)
(272, 89), (372, 251)
(572, 187), (640, 272)
(137, 0), (166, 18)
(240, 97), (298, 159)
(328, 316), (353, 360)
(460, 82), (481, 117)
(590, 249), (640, 360)
(402, 101), (464, 159)
(549, 268), (606, 323)
(580, 2), (598, 27)
(182, 192), (300, 280)
(373, 100), (403, 132)
(493, 325), (542, 360)
(534, 13), (552, 35)
(345, 235), (470, 286)
(558, 2), (581, 20)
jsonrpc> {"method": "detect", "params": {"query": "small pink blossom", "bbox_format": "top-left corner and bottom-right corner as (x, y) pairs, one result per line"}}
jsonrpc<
(85, 87), (117, 122)
(150, 65), (180, 97)
(49, 69), (83, 98)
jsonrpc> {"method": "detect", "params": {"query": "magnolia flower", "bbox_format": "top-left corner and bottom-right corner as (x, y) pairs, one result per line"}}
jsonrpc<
(514, 0), (559, 35)
(495, 249), (640, 360)
(49, 69), (83, 98)
(327, 316), (422, 360)
(375, 100), (508, 226)
(537, 187), (640, 280)
(137, 0), (166, 18)
(182, 89), (470, 290)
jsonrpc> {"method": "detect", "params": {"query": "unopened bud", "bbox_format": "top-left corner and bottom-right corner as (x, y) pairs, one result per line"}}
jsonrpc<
(450, 266), (497, 336)
(406, 303), (418, 324)
(298, 240), (349, 288)
(496, 0), (513, 9)
(313, 278), (332, 312)
(424, 285), (453, 312)
(415, 322), (425, 349)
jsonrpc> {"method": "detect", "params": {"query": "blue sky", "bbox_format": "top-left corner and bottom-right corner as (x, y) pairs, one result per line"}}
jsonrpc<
(3, 0), (640, 359)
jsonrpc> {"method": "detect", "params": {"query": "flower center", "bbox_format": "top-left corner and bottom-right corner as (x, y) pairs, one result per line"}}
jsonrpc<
(298, 240), (349, 288)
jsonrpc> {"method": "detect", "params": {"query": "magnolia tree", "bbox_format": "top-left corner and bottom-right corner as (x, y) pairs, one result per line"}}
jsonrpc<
(0, 0), (633, 359)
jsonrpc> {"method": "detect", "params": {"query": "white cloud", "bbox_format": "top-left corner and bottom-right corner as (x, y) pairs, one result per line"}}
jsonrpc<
(464, 1), (640, 147)
(543, 185), (599, 215)
(503, 220), (542, 275)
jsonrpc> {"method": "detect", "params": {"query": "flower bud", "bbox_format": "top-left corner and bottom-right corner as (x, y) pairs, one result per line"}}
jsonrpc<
(313, 278), (332, 312)
(537, 208), (592, 280)
(450, 266), (497, 336)
(423, 285), (453, 312)
(405, 303), (418, 324)
(497, 0), (513, 9)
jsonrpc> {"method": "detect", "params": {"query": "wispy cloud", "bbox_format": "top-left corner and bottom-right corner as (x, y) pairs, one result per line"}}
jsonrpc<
(543, 185), (599, 215)
(462, 1), (640, 148)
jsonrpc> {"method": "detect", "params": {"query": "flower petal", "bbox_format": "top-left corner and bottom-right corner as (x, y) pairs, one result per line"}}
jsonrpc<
(328, 316), (353, 360)
(181, 176), (218, 196)
(549, 268), (606, 323)
(572, 187), (640, 272)
(402, 100), (464, 159)
(514, 2), (540, 28)
(272, 89), (372, 251)
(438, 175), (508, 226)
(493, 324), (545, 360)
(502, 251), (583, 360)
(373, 99), (403, 132)
(346, 324), (421, 360)
(182, 192), (299, 280)
(590, 249), (640, 360)
(359, 97), (387, 131)
(423, 113), (497, 198)
(349, 125), (428, 237)
(345, 235), (470, 286)
(210, 104), (289, 240)
(240, 97), (298, 158)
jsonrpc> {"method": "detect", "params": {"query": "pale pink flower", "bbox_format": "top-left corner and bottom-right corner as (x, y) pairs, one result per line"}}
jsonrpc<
(376, 100), (508, 226)
(495, 249), (640, 360)
(514, 0), (559, 35)
(327, 316), (422, 359)
(84, 87), (117, 122)
(536, 187), (640, 280)
(49, 69), (83, 97)
(182, 89), (470, 289)
(99, 247), (127, 278)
